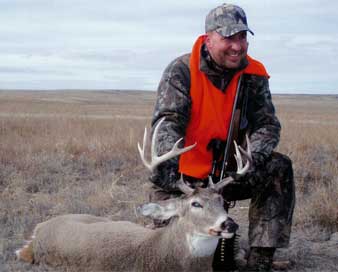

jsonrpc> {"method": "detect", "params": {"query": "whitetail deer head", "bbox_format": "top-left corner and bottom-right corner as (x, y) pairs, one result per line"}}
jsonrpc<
(137, 117), (252, 240)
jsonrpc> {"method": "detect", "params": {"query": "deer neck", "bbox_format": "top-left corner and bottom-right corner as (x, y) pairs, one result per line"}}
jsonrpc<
(165, 218), (219, 258)
(186, 232), (219, 257)
(142, 219), (216, 271)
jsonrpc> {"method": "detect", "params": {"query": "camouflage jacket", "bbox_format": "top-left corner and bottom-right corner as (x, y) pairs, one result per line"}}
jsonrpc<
(150, 43), (281, 191)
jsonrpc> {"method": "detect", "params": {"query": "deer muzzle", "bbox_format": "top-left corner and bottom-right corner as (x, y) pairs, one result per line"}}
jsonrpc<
(209, 217), (239, 239)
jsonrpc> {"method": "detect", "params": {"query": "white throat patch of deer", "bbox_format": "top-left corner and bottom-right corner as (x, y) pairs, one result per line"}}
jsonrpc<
(16, 117), (252, 272)
(187, 233), (220, 257)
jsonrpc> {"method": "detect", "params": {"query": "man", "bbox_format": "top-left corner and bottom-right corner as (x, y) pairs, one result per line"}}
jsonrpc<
(149, 3), (295, 272)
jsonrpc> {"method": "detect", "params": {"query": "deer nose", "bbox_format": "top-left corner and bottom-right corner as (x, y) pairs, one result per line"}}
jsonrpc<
(221, 217), (239, 233)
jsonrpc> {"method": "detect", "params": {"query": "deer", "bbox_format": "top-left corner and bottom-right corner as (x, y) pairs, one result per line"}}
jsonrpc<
(16, 117), (252, 272)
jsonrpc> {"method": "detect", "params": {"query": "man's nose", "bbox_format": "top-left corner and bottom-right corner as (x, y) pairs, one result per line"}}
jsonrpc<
(230, 40), (242, 51)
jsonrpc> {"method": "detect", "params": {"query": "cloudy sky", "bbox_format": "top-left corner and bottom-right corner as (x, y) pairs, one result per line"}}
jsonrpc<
(1, 0), (337, 94)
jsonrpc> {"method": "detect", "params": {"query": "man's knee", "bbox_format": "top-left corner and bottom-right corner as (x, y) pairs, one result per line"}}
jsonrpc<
(276, 152), (292, 169)
(267, 152), (293, 180)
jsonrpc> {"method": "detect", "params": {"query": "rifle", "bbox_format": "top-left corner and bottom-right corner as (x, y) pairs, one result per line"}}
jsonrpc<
(208, 75), (249, 183)
(219, 75), (244, 182)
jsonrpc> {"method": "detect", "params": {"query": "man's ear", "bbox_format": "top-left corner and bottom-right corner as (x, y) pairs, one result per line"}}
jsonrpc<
(137, 199), (179, 220)
(205, 33), (211, 49)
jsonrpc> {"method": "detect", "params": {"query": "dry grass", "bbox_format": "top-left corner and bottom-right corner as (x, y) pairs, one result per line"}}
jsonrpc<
(0, 90), (154, 271)
(0, 91), (337, 271)
(275, 95), (338, 232)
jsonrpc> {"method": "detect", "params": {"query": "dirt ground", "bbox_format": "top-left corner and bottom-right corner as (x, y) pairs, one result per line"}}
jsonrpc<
(230, 201), (338, 272)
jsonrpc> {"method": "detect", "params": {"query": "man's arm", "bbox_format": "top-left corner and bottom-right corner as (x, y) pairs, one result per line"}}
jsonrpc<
(246, 75), (281, 168)
(150, 54), (192, 191)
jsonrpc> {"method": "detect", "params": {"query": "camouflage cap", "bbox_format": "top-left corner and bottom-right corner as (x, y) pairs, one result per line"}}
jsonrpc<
(205, 3), (254, 37)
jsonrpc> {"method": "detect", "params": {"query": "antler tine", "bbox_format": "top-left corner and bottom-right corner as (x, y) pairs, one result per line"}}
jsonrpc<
(138, 117), (196, 172)
(150, 117), (165, 163)
(208, 176), (215, 189)
(214, 134), (252, 191)
(234, 141), (243, 171)
(238, 134), (252, 163)
(137, 126), (152, 170)
(214, 176), (235, 191)
(234, 141), (249, 175)
(177, 174), (195, 195)
(235, 134), (252, 175)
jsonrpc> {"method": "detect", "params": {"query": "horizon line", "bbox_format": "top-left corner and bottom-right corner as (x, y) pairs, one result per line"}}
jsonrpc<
(0, 88), (337, 96)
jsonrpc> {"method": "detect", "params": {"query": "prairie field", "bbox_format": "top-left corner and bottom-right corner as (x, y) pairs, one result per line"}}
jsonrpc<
(0, 90), (337, 272)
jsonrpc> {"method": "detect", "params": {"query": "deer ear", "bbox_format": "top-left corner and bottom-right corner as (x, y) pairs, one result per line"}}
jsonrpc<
(137, 200), (178, 220)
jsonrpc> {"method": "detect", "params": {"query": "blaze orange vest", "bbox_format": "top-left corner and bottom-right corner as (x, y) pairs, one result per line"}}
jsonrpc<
(178, 35), (269, 178)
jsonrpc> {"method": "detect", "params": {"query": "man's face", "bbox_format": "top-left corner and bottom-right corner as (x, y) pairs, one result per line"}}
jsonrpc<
(205, 31), (248, 69)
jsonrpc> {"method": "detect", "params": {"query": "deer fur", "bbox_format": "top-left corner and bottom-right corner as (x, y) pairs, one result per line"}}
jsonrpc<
(16, 118), (251, 271)
(16, 188), (238, 272)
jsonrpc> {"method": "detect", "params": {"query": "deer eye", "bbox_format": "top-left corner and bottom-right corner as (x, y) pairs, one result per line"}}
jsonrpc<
(191, 202), (203, 208)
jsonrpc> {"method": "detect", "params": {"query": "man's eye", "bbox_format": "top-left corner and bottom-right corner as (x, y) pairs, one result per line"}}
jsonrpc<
(192, 202), (203, 208)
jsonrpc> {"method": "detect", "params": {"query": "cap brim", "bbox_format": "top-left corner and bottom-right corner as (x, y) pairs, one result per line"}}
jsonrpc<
(216, 24), (254, 38)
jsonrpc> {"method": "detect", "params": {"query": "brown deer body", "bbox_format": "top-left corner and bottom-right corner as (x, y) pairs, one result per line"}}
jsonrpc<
(16, 117), (251, 271)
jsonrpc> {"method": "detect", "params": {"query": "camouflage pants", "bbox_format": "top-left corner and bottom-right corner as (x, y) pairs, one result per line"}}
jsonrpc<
(149, 152), (295, 248)
(222, 152), (295, 248)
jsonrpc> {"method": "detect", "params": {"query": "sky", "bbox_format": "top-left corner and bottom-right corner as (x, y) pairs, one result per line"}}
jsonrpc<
(1, 0), (338, 94)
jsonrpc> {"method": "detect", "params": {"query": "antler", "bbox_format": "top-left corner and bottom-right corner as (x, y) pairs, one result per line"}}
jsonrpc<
(138, 117), (196, 172)
(213, 134), (252, 191)
(177, 174), (195, 195)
